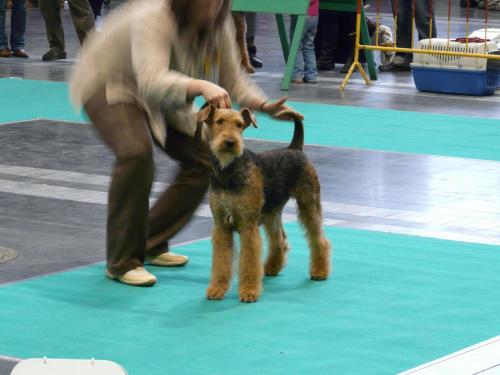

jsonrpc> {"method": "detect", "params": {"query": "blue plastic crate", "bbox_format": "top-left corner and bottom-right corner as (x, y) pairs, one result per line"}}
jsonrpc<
(412, 66), (499, 96)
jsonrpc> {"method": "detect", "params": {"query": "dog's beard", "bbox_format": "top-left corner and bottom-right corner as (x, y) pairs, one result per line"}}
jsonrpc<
(214, 152), (236, 169)
(211, 143), (243, 170)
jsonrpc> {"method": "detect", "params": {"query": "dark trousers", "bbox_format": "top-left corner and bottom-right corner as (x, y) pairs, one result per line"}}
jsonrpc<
(391, 0), (437, 62)
(0, 0), (27, 51)
(39, 0), (94, 51)
(84, 90), (211, 275)
(314, 10), (366, 64)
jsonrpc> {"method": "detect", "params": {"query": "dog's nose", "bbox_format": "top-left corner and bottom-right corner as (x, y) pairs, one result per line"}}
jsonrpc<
(225, 139), (236, 149)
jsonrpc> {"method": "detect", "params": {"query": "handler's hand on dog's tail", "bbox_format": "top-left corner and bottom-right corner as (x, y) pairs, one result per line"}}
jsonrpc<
(265, 96), (304, 121)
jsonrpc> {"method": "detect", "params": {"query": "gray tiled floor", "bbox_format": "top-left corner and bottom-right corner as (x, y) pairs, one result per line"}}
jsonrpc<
(1, 1), (500, 374)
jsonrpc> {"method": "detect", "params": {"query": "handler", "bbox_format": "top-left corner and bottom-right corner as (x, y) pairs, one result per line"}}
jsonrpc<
(70, 0), (302, 286)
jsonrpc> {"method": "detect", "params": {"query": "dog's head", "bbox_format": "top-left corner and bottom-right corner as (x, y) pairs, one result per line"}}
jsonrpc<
(196, 104), (257, 168)
(377, 25), (395, 66)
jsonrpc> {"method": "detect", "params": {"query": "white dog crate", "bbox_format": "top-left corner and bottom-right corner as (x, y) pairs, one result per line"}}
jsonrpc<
(411, 38), (500, 95)
(11, 358), (128, 375)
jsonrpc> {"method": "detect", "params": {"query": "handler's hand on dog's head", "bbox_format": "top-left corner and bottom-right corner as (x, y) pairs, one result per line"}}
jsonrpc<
(263, 96), (304, 121)
(202, 82), (232, 109)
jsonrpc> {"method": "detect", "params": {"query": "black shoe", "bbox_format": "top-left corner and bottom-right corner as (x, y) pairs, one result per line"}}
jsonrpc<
(317, 49), (334, 70)
(340, 56), (366, 73)
(317, 61), (334, 71)
(378, 62), (411, 72)
(42, 50), (67, 61)
(247, 46), (263, 68)
(340, 58), (353, 73)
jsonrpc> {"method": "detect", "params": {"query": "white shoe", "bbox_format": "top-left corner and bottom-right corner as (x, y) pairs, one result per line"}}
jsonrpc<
(146, 252), (189, 266)
(105, 266), (157, 286)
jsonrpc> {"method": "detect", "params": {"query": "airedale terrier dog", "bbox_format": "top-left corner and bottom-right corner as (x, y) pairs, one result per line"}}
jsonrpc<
(195, 105), (332, 303)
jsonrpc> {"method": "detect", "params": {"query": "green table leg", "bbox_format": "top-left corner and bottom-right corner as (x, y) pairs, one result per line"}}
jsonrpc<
(278, 14), (306, 91)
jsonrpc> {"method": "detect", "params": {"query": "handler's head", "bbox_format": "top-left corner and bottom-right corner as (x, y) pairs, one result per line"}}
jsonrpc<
(170, 0), (232, 34)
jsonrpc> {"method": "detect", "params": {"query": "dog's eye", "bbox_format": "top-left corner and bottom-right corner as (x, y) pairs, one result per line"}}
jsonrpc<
(236, 123), (243, 128)
(216, 119), (223, 125)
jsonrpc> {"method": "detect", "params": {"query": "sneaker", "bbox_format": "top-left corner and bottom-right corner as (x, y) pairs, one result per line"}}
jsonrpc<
(42, 50), (67, 61)
(378, 62), (411, 72)
(105, 266), (157, 286)
(146, 252), (189, 266)
(303, 78), (318, 84)
(291, 78), (303, 83)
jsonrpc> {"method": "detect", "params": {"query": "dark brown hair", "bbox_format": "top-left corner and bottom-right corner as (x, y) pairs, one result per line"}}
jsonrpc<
(169, 0), (232, 33)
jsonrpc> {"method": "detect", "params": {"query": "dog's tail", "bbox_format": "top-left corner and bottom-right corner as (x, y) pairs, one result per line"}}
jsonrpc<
(275, 110), (304, 151)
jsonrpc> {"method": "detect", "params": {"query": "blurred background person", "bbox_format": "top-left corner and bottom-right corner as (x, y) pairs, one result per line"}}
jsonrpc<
(39, 0), (94, 60)
(0, 0), (29, 58)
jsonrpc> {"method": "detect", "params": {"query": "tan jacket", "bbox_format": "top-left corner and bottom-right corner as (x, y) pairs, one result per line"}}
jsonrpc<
(70, 0), (265, 146)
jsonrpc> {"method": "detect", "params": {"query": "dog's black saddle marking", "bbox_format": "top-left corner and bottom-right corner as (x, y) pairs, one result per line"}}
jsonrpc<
(211, 147), (307, 214)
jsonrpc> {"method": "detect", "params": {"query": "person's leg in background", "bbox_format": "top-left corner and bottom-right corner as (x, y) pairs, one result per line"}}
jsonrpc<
(0, 0), (11, 57)
(67, 0), (94, 45)
(339, 12), (366, 73)
(10, 0), (29, 57)
(87, 0), (102, 19)
(379, 0), (413, 71)
(289, 14), (305, 83)
(243, 12), (263, 68)
(315, 10), (340, 70)
(39, 0), (67, 60)
(414, 0), (436, 41)
(302, 15), (318, 83)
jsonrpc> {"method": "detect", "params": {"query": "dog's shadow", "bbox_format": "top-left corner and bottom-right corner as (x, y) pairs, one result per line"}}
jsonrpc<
(160, 275), (326, 325)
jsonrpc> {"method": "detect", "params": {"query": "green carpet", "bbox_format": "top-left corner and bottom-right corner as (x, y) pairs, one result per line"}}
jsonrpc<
(2, 78), (500, 161)
(1, 224), (499, 375)
(1, 78), (87, 123)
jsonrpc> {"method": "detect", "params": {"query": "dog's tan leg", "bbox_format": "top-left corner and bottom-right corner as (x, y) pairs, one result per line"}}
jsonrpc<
(238, 223), (263, 302)
(262, 210), (290, 276)
(207, 223), (235, 300)
(293, 167), (332, 280)
(232, 12), (255, 74)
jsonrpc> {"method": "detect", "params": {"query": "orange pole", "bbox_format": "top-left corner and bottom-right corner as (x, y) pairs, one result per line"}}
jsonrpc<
(484, 0), (489, 54)
(466, 0), (470, 51)
(394, 0), (398, 48)
(375, 0), (381, 47)
(429, 0), (434, 39)
(412, 0), (416, 49)
(447, 0), (451, 51)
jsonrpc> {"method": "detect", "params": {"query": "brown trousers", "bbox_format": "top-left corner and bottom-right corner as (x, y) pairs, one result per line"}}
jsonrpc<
(39, 0), (95, 51)
(84, 90), (211, 275)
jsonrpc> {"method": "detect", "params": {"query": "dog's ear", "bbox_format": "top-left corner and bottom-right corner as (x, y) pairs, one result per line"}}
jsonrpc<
(195, 104), (217, 142)
(196, 104), (217, 125)
(240, 108), (258, 129)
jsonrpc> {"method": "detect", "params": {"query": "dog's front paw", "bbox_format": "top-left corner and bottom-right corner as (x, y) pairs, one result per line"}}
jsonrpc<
(310, 261), (331, 280)
(239, 289), (260, 303)
(310, 266), (331, 280)
(206, 286), (227, 300)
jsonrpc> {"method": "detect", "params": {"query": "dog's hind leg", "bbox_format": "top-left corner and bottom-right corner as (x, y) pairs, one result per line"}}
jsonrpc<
(207, 223), (235, 300)
(238, 223), (264, 302)
(262, 209), (290, 276)
(293, 168), (332, 280)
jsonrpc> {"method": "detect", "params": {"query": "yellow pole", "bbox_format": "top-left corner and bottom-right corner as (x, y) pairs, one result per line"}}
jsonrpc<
(341, 10), (370, 91)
